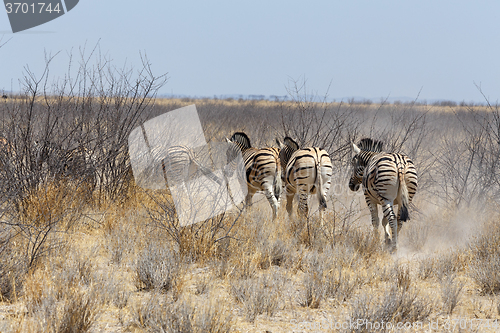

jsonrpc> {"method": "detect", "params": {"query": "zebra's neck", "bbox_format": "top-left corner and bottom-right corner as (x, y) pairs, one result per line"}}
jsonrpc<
(358, 150), (379, 166)
(280, 145), (297, 167)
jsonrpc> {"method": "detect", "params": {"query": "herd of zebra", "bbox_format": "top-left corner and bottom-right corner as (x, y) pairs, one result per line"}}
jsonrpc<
(0, 131), (418, 252)
(221, 132), (418, 252)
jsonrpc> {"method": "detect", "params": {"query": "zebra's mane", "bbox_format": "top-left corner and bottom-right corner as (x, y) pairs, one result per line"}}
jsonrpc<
(283, 137), (299, 152)
(231, 132), (252, 150)
(357, 138), (383, 152)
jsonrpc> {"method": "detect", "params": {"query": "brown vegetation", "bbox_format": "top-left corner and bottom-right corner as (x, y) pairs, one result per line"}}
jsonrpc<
(1, 54), (500, 332)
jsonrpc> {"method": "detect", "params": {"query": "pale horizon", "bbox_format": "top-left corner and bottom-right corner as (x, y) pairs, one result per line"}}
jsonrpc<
(1, 1), (499, 104)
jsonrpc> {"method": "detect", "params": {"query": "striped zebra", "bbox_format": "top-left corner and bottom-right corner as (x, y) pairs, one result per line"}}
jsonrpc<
(278, 137), (332, 220)
(162, 145), (223, 188)
(161, 144), (245, 226)
(349, 138), (418, 252)
(34, 140), (94, 179)
(226, 132), (282, 220)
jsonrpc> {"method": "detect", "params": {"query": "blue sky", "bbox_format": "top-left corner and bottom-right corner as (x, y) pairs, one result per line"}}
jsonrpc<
(1, 0), (499, 103)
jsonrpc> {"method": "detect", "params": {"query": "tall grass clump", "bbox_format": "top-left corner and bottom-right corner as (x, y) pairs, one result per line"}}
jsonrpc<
(130, 293), (233, 333)
(230, 270), (284, 323)
(348, 285), (432, 333)
(135, 242), (181, 293)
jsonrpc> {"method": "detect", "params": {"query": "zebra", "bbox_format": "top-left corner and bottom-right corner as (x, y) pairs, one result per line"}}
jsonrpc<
(278, 137), (332, 220)
(32, 140), (98, 192)
(226, 132), (282, 220)
(162, 145), (223, 189)
(161, 144), (245, 226)
(348, 138), (418, 252)
(33, 140), (93, 178)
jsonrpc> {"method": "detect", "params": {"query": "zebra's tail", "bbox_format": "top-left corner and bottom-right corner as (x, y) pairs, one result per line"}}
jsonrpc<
(274, 161), (282, 201)
(316, 161), (327, 210)
(398, 168), (410, 222)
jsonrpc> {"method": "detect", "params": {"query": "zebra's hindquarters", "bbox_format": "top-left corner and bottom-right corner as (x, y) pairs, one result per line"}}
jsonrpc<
(245, 147), (282, 219)
(316, 152), (333, 211)
(285, 147), (332, 218)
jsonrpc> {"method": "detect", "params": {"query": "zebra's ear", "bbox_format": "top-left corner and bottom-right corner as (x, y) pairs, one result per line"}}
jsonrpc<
(275, 138), (282, 148)
(226, 137), (231, 143)
(352, 142), (361, 155)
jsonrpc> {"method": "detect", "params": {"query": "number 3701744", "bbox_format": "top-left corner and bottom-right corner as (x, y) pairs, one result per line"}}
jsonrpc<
(5, 2), (61, 14)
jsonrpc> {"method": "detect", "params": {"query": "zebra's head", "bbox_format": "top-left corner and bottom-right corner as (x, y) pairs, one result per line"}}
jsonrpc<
(349, 142), (363, 191)
(348, 138), (383, 192)
(224, 138), (242, 178)
(228, 132), (251, 152)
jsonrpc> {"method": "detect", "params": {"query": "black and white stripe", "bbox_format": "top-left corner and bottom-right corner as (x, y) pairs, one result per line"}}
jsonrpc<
(349, 138), (418, 252)
(278, 137), (332, 219)
(226, 132), (282, 220)
(162, 145), (223, 189)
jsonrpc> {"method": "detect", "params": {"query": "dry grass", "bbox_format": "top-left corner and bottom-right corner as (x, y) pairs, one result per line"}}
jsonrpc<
(2, 97), (500, 333)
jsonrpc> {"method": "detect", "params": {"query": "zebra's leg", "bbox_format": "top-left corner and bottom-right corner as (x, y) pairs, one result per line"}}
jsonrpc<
(319, 204), (325, 228)
(381, 202), (398, 252)
(285, 184), (295, 217)
(397, 210), (403, 235)
(367, 198), (380, 237)
(245, 188), (256, 208)
(297, 188), (309, 219)
(262, 183), (279, 220)
(381, 216), (390, 246)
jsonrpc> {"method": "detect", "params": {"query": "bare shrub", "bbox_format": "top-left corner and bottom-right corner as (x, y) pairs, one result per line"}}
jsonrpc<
(192, 299), (234, 333)
(0, 46), (166, 307)
(349, 285), (432, 333)
(146, 190), (242, 263)
(278, 77), (360, 164)
(255, 238), (293, 270)
(130, 293), (193, 332)
(298, 272), (323, 309)
(439, 274), (464, 315)
(104, 222), (136, 265)
(297, 251), (324, 308)
(230, 271), (283, 322)
(135, 243), (180, 292)
(417, 256), (436, 280)
(345, 228), (383, 260)
(230, 254), (257, 280)
(417, 251), (464, 281)
(130, 293), (233, 333)
(394, 263), (412, 291)
(23, 268), (102, 333)
(56, 288), (101, 333)
(298, 248), (362, 307)
(0, 230), (26, 301)
(324, 266), (360, 303)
